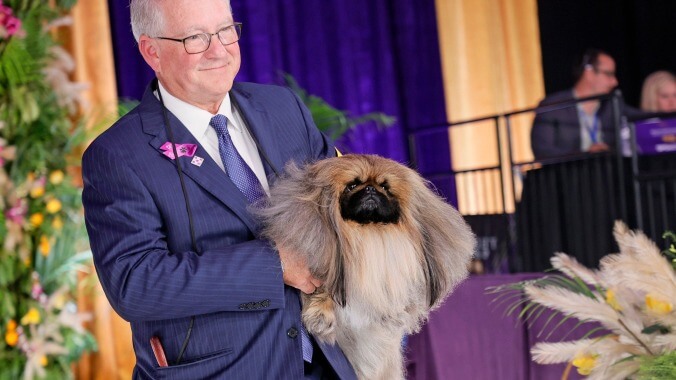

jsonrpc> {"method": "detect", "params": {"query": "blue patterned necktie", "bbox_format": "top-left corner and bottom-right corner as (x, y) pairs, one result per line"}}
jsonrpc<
(300, 323), (313, 362)
(210, 114), (313, 362)
(210, 115), (266, 203)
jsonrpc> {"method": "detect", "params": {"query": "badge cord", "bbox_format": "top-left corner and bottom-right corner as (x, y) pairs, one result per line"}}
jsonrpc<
(157, 80), (196, 365)
(588, 114), (600, 144)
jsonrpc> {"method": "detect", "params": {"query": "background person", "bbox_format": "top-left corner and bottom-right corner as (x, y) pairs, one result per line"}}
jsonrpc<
(640, 70), (676, 113)
(530, 48), (639, 159)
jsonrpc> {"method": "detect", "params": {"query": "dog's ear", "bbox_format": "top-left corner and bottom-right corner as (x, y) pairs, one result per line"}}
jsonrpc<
(314, 178), (347, 307)
(328, 238), (347, 307)
(255, 161), (340, 276)
(407, 174), (476, 308)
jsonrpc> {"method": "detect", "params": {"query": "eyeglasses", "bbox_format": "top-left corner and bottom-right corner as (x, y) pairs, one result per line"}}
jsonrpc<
(154, 23), (242, 54)
(593, 68), (616, 78)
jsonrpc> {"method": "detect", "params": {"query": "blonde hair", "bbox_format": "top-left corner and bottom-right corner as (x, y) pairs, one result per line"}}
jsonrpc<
(641, 70), (676, 112)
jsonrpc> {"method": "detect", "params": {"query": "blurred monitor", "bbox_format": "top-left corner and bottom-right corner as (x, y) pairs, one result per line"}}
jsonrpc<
(634, 117), (676, 155)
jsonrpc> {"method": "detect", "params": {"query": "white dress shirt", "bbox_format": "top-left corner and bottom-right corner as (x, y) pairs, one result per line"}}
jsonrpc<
(157, 81), (270, 194)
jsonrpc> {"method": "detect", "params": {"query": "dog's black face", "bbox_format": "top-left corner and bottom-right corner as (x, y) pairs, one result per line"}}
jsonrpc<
(339, 178), (400, 224)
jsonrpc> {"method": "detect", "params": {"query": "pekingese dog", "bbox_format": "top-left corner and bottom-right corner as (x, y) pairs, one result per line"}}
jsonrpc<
(256, 154), (475, 379)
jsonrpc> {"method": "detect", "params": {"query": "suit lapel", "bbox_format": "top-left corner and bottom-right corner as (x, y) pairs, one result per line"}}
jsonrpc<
(138, 83), (259, 233)
(231, 85), (285, 183)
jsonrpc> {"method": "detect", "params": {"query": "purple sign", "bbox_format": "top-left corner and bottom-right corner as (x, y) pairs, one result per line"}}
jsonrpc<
(635, 117), (676, 155)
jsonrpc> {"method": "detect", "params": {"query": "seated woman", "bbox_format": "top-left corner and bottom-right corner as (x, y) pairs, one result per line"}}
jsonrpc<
(640, 70), (676, 112)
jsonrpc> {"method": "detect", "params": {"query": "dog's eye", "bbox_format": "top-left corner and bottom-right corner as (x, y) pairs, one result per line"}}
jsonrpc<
(380, 181), (390, 191)
(344, 180), (361, 193)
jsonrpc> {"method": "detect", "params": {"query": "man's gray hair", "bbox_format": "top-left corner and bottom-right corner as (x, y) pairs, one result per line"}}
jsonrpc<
(130, 0), (164, 42)
(130, 0), (232, 42)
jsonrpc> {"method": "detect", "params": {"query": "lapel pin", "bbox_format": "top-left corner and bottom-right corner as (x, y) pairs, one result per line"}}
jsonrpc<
(191, 156), (204, 167)
(160, 142), (197, 160)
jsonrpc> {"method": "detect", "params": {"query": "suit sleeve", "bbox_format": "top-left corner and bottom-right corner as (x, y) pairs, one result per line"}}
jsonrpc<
(82, 142), (285, 322)
(532, 109), (559, 159)
(530, 100), (576, 160)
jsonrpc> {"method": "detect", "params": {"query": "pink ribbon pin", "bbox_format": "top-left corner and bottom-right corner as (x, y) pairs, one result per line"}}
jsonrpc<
(160, 142), (197, 160)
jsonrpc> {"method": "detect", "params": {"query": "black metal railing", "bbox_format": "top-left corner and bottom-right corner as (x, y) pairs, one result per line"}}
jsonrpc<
(408, 91), (676, 272)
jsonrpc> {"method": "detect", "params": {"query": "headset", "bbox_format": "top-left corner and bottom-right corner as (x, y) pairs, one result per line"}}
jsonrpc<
(155, 79), (280, 364)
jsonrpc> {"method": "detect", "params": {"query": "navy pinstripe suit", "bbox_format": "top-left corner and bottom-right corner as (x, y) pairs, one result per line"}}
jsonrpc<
(83, 81), (356, 379)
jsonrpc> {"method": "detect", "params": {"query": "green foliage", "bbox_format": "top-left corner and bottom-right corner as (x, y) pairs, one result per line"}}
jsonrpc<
(639, 351), (676, 379)
(281, 73), (396, 142)
(663, 231), (676, 270)
(1, 0), (95, 378)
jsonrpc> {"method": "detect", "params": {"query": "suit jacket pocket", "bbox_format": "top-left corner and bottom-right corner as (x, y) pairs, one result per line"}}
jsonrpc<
(154, 347), (233, 378)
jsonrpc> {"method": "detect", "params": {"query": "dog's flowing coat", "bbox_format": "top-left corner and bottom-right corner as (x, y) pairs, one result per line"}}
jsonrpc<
(257, 154), (475, 379)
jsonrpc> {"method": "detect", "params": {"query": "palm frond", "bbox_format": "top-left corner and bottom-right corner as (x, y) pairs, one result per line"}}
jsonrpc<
(551, 253), (601, 286)
(280, 72), (395, 141)
(531, 339), (598, 364)
(523, 285), (618, 327)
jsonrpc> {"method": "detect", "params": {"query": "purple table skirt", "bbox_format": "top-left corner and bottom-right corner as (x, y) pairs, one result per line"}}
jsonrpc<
(405, 274), (600, 380)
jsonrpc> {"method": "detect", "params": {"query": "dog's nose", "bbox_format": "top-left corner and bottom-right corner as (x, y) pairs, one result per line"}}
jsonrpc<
(365, 185), (376, 194)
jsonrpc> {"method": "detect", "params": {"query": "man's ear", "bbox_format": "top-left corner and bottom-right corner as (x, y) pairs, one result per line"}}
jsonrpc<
(138, 35), (161, 72)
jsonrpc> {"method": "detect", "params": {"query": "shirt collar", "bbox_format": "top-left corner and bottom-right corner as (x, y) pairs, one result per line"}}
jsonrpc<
(157, 81), (239, 139)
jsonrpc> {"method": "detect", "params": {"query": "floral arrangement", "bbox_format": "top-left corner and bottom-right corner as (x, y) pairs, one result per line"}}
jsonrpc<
(492, 221), (676, 379)
(0, 0), (96, 378)
(0, 1), (22, 39)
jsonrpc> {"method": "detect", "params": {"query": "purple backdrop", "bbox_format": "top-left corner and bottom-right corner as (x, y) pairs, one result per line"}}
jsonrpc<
(106, 0), (455, 204)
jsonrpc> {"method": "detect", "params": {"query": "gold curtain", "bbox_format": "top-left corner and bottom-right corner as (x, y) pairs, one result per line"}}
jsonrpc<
(434, 0), (544, 214)
(60, 1), (136, 379)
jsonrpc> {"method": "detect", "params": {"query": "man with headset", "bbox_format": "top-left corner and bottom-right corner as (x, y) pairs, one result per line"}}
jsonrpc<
(530, 48), (638, 160)
(82, 0), (355, 378)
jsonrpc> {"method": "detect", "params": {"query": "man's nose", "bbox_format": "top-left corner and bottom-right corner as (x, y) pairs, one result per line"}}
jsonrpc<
(204, 36), (228, 56)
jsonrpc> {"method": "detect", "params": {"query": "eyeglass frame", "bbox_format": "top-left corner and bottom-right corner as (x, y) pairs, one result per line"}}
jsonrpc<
(592, 67), (616, 78)
(153, 22), (243, 54)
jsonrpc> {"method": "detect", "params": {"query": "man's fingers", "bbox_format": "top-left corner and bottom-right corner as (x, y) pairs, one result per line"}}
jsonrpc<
(310, 277), (323, 288)
(300, 283), (316, 295)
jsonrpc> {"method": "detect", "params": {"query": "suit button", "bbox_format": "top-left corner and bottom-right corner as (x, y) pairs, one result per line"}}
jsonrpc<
(287, 327), (298, 338)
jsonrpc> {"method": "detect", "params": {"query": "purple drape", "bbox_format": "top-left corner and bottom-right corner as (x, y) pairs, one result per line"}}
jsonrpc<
(106, 0), (455, 204)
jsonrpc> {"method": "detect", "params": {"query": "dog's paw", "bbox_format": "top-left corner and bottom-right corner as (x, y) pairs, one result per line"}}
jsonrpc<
(302, 291), (337, 344)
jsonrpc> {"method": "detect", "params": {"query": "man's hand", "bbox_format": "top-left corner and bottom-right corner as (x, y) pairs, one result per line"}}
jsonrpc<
(588, 142), (610, 153)
(277, 246), (323, 294)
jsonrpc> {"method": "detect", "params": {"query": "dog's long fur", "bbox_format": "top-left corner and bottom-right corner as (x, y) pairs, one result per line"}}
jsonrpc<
(256, 154), (475, 379)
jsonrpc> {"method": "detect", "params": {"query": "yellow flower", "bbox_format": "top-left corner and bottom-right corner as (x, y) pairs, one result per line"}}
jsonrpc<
(39, 236), (50, 256)
(4, 319), (18, 347)
(52, 293), (67, 310)
(30, 186), (45, 198)
(49, 170), (64, 185)
(45, 199), (62, 214)
(52, 216), (63, 230)
(605, 289), (621, 311)
(5, 330), (18, 346)
(572, 353), (598, 376)
(646, 294), (673, 315)
(39, 355), (48, 367)
(21, 307), (41, 325)
(29, 213), (44, 227)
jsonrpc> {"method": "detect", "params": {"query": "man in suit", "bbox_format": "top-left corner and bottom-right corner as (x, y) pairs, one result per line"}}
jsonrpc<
(82, 0), (356, 378)
(531, 49), (638, 160)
